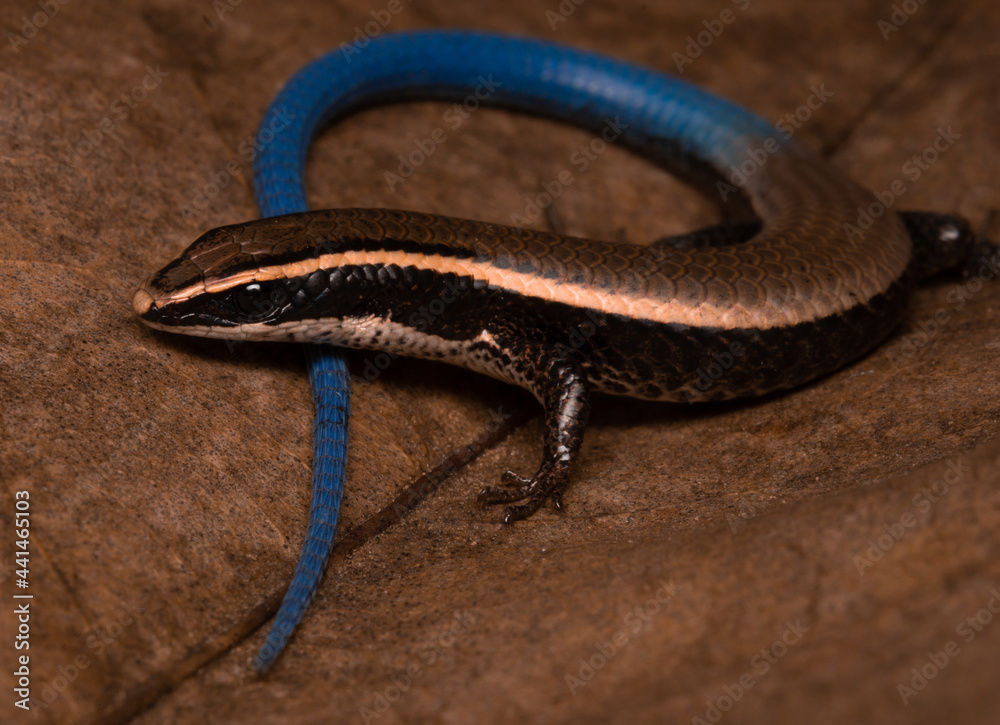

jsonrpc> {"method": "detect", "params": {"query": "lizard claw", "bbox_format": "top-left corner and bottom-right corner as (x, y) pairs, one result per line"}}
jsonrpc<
(478, 466), (565, 523)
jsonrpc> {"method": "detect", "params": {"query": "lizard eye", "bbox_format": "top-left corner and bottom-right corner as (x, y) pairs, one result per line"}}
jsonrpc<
(234, 282), (266, 315)
(938, 223), (961, 243)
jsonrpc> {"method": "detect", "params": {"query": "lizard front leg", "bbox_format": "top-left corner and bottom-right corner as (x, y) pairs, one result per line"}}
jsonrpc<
(477, 340), (590, 523)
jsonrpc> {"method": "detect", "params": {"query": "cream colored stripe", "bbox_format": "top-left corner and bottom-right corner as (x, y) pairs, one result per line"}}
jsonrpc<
(158, 249), (791, 330)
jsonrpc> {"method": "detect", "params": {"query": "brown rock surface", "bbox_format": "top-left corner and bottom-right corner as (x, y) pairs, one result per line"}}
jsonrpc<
(1, 1), (998, 723)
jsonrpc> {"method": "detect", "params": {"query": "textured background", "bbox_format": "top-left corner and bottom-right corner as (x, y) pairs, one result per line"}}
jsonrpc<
(2, 1), (999, 723)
